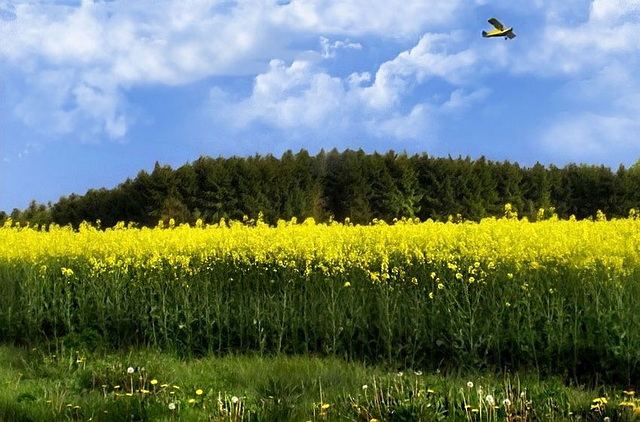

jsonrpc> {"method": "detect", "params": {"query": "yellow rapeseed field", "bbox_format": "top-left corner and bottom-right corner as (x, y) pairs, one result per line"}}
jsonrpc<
(2, 209), (639, 278)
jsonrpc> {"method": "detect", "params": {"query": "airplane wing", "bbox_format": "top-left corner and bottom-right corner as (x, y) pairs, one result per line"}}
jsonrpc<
(506, 31), (516, 39)
(488, 18), (504, 30)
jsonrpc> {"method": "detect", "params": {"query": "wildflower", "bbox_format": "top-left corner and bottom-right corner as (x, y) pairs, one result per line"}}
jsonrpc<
(429, 292), (434, 299)
(485, 394), (495, 406)
(503, 398), (511, 407)
(505, 302), (511, 307)
(415, 371), (423, 376)
(196, 389), (203, 396)
(430, 272), (436, 279)
(188, 398), (196, 404)
(150, 379), (158, 385)
(343, 281), (351, 287)
(127, 367), (135, 374)
(467, 381), (474, 388)
(437, 283), (444, 290)
(168, 403), (176, 410)
(231, 396), (239, 404)
(397, 371), (403, 377)
(362, 385), (368, 390)
(321, 403), (330, 410)
(624, 390), (635, 397)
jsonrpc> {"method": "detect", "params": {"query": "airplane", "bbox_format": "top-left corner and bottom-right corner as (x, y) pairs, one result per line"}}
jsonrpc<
(482, 18), (516, 39)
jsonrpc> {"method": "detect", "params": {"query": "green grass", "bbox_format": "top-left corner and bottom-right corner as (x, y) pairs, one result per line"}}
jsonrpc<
(0, 345), (639, 421)
(4, 259), (640, 385)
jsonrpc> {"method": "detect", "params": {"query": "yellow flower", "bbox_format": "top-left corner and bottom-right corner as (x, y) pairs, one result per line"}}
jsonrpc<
(150, 379), (158, 385)
(196, 389), (203, 396)
(321, 403), (330, 409)
(343, 281), (351, 287)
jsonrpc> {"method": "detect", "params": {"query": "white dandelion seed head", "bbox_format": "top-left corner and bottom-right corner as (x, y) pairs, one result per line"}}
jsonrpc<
(231, 396), (239, 404)
(467, 381), (474, 388)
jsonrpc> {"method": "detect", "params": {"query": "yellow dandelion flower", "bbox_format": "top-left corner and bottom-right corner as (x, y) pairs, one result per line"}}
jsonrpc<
(196, 389), (203, 396)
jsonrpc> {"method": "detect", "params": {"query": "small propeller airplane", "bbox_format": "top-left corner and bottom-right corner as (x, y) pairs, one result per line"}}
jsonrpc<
(482, 18), (516, 39)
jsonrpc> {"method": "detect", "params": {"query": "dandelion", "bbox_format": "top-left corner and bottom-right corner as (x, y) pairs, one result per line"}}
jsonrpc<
(437, 283), (444, 290)
(231, 396), (239, 404)
(168, 403), (176, 410)
(127, 367), (135, 374)
(505, 302), (511, 307)
(362, 385), (368, 390)
(321, 403), (330, 410)
(485, 394), (495, 406)
(188, 398), (196, 404)
(429, 292), (434, 299)
(196, 389), (203, 396)
(150, 379), (158, 385)
(503, 398), (511, 407)
(343, 281), (351, 287)
(467, 381), (474, 388)
(624, 390), (635, 397)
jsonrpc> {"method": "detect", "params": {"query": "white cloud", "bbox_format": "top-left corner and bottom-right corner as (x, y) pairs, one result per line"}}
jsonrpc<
(320, 37), (361, 58)
(0, 0), (466, 140)
(360, 32), (477, 110)
(215, 31), (479, 143)
(541, 112), (640, 159)
(269, 0), (462, 37)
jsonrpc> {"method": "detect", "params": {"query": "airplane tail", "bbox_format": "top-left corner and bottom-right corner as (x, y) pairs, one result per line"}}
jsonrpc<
(482, 30), (488, 37)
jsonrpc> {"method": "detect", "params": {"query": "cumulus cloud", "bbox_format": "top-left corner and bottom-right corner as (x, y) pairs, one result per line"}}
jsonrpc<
(213, 31), (479, 143)
(0, 0), (465, 141)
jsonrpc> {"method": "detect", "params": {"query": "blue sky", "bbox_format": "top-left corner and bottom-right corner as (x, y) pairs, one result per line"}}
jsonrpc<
(2, 0), (640, 212)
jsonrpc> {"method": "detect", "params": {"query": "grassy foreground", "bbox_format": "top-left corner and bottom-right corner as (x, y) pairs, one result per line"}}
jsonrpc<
(1, 345), (639, 422)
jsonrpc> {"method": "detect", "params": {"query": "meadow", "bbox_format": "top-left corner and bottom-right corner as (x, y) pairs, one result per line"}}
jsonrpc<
(2, 207), (640, 420)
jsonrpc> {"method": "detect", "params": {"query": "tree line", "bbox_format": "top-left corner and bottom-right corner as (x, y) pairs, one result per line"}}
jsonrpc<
(4, 149), (640, 228)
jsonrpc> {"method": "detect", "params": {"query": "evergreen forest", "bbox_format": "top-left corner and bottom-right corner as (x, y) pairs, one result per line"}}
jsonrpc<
(5, 149), (640, 227)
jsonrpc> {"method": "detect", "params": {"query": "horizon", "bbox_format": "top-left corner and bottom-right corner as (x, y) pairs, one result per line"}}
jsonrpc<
(3, 0), (640, 212)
